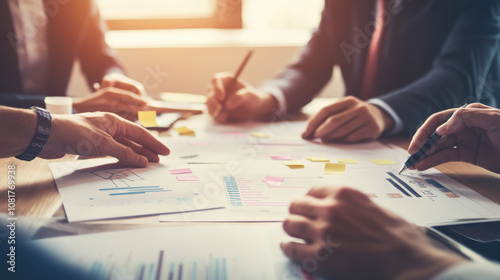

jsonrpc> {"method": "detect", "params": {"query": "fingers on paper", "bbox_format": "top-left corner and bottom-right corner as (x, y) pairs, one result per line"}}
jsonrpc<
(114, 117), (170, 157)
(302, 97), (358, 140)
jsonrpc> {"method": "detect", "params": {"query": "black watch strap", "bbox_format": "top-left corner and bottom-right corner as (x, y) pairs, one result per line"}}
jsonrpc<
(15, 107), (52, 161)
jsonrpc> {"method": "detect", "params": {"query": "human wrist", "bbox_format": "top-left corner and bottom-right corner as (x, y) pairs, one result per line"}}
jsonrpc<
(257, 92), (279, 121)
(15, 107), (52, 161)
(3, 108), (38, 157)
(377, 105), (395, 132)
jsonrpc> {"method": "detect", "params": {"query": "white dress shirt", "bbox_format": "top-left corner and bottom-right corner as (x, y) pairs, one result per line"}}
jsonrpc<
(8, 0), (49, 95)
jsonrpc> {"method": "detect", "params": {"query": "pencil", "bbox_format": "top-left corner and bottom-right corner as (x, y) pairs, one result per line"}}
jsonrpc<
(213, 49), (255, 118)
(398, 104), (468, 174)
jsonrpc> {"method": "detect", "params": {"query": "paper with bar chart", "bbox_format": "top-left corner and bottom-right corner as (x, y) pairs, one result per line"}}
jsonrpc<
(49, 158), (225, 222)
(31, 225), (276, 280)
(160, 137), (500, 225)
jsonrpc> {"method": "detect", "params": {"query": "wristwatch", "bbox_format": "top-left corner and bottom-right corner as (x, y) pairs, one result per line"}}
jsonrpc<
(15, 107), (52, 161)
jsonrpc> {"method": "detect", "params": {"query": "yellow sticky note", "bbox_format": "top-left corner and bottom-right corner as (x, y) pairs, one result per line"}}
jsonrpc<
(251, 131), (270, 138)
(306, 156), (330, 162)
(138, 111), (158, 128)
(338, 158), (358, 164)
(325, 163), (346, 175)
(370, 159), (397, 165)
(175, 126), (196, 136)
(283, 161), (305, 169)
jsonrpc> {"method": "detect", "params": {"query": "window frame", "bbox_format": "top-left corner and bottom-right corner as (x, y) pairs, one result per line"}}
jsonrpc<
(104, 0), (242, 30)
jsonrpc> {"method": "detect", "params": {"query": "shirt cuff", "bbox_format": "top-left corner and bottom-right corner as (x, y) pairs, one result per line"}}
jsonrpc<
(259, 85), (287, 116)
(368, 98), (404, 136)
(432, 262), (500, 280)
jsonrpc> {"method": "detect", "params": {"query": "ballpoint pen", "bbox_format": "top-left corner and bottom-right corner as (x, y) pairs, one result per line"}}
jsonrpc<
(213, 49), (255, 119)
(398, 104), (468, 174)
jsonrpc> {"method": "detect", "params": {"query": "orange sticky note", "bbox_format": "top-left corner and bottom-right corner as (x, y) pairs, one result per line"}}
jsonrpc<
(138, 111), (158, 128)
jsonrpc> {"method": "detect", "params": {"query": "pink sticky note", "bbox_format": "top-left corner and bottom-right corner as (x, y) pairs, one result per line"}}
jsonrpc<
(169, 168), (192, 175)
(176, 175), (199, 181)
(263, 175), (284, 183)
(270, 154), (293, 161)
(263, 175), (284, 186)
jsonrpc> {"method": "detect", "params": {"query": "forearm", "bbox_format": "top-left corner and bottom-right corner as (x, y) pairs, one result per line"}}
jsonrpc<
(0, 93), (46, 109)
(0, 106), (37, 157)
(259, 1), (336, 114)
(78, 0), (124, 88)
(379, 66), (470, 136)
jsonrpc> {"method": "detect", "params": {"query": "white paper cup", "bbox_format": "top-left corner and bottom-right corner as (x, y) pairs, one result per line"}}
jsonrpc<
(44, 96), (73, 114)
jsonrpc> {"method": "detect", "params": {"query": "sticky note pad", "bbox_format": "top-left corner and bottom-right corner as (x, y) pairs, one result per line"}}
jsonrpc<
(138, 111), (158, 128)
(169, 168), (192, 175)
(306, 156), (330, 162)
(176, 175), (199, 181)
(175, 126), (196, 136)
(325, 163), (346, 175)
(251, 131), (270, 138)
(270, 154), (293, 161)
(263, 175), (284, 186)
(338, 158), (358, 164)
(370, 159), (397, 165)
(283, 161), (305, 169)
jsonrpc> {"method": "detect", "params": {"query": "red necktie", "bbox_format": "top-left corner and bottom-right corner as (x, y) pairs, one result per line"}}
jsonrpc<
(361, 0), (386, 100)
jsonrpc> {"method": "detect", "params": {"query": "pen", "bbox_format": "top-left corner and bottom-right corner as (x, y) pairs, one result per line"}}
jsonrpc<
(213, 48), (255, 118)
(398, 104), (468, 175)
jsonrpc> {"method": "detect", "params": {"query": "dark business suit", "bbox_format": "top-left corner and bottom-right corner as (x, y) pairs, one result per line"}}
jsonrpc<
(262, 0), (500, 136)
(0, 0), (123, 108)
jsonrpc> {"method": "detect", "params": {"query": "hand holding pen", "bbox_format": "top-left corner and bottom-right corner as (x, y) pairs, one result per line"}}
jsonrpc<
(403, 103), (500, 174)
(206, 49), (280, 123)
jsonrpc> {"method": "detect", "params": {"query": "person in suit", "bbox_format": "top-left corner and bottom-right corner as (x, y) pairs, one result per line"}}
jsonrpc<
(281, 103), (500, 280)
(206, 0), (500, 142)
(0, 0), (148, 120)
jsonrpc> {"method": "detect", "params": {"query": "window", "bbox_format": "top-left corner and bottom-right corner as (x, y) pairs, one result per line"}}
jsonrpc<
(243, 0), (323, 30)
(96, 0), (323, 30)
(97, 0), (242, 30)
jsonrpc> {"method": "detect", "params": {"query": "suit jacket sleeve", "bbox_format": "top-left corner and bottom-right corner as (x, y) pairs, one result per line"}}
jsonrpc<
(0, 94), (45, 109)
(378, 1), (500, 136)
(77, 0), (125, 88)
(259, 1), (337, 114)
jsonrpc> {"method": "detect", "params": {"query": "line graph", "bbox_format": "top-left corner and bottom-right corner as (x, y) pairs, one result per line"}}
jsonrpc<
(91, 169), (145, 188)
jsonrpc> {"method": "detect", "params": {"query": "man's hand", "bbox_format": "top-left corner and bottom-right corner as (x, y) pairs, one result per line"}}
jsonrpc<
(72, 87), (148, 121)
(281, 186), (466, 280)
(39, 112), (170, 167)
(101, 73), (146, 96)
(408, 103), (500, 174)
(302, 96), (395, 142)
(206, 72), (278, 123)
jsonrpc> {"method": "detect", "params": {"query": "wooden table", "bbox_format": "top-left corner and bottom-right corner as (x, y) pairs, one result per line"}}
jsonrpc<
(1, 137), (500, 225)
